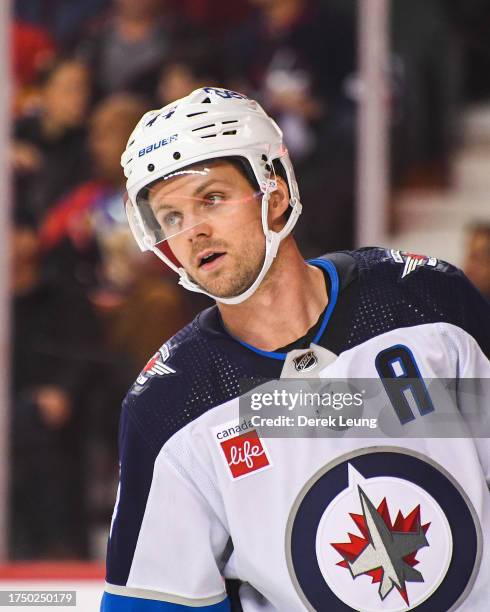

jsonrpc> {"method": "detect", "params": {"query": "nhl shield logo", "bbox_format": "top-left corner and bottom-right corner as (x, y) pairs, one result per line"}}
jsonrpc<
(286, 447), (481, 612)
(293, 351), (318, 373)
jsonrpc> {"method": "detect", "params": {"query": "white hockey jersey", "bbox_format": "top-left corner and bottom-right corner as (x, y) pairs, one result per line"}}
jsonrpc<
(101, 248), (490, 612)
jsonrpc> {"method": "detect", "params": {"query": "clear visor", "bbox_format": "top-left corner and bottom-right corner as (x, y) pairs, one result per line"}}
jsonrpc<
(125, 164), (273, 251)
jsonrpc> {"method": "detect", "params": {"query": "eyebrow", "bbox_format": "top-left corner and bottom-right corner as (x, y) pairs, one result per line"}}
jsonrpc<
(151, 179), (228, 212)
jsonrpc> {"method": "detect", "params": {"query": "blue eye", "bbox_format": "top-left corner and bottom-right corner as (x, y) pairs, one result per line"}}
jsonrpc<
(162, 211), (182, 228)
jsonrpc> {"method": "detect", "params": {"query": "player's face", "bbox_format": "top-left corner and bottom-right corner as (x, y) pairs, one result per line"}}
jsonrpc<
(148, 161), (266, 298)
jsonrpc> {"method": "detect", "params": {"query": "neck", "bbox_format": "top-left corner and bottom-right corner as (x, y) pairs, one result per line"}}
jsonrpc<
(218, 239), (327, 351)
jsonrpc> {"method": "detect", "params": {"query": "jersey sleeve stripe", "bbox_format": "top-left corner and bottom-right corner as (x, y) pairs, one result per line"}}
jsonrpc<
(101, 591), (230, 611)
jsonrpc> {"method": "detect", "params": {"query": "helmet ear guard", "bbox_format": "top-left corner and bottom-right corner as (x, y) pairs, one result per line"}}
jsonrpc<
(121, 87), (302, 304)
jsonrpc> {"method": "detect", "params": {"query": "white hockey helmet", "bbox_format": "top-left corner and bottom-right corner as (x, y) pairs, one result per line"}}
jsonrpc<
(121, 86), (302, 304)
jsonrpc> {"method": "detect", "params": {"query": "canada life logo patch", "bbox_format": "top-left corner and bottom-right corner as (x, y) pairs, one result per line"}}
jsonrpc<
(214, 418), (272, 480)
(286, 448), (481, 611)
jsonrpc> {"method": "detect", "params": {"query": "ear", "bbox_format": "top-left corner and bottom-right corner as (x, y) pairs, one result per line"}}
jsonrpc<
(267, 176), (290, 232)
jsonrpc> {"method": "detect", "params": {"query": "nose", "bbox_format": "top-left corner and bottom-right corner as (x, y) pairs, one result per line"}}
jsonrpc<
(186, 217), (212, 241)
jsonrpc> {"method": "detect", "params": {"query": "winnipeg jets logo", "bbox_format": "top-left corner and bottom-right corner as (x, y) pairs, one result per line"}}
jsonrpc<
(285, 448), (481, 612)
(331, 485), (430, 605)
(312, 464), (450, 611)
(141, 353), (175, 377)
(135, 344), (176, 386)
(390, 249), (438, 279)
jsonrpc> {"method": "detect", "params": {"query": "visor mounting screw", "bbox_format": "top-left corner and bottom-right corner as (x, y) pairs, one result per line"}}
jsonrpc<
(173, 152), (181, 160)
(147, 163), (155, 171)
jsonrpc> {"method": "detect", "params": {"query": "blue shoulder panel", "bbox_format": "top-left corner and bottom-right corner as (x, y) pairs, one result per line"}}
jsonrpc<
(107, 316), (282, 588)
(347, 247), (490, 358)
(105, 408), (158, 586)
(123, 314), (282, 455)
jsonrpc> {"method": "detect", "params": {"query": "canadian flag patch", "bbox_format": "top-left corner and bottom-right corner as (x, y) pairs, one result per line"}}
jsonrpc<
(214, 418), (272, 480)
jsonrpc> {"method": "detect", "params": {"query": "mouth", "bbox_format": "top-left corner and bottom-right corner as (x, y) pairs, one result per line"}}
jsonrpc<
(197, 250), (226, 271)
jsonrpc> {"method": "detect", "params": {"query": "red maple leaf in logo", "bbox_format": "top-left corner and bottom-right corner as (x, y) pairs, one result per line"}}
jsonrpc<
(331, 496), (430, 605)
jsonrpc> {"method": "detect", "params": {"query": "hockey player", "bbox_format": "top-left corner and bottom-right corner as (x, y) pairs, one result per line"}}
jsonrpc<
(101, 88), (490, 611)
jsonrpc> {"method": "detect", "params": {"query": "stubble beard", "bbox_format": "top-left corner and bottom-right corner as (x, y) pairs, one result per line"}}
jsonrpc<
(191, 239), (266, 298)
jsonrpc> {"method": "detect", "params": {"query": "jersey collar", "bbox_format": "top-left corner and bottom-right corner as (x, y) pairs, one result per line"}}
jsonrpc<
(227, 258), (340, 361)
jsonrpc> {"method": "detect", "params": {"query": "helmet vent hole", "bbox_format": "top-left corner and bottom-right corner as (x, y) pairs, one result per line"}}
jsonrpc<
(147, 163), (155, 171)
(222, 120), (238, 124)
(187, 111), (208, 118)
(223, 130), (237, 135)
(202, 97), (211, 103)
(173, 152), (181, 160)
(201, 134), (217, 139)
(192, 124), (215, 132)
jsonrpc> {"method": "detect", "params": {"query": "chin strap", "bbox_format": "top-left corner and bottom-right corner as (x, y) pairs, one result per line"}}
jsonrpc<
(176, 229), (281, 304)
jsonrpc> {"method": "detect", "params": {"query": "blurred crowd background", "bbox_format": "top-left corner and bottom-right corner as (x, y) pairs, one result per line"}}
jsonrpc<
(10, 0), (490, 560)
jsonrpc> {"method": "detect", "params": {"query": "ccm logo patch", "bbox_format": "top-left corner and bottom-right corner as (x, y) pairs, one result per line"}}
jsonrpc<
(214, 419), (272, 480)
